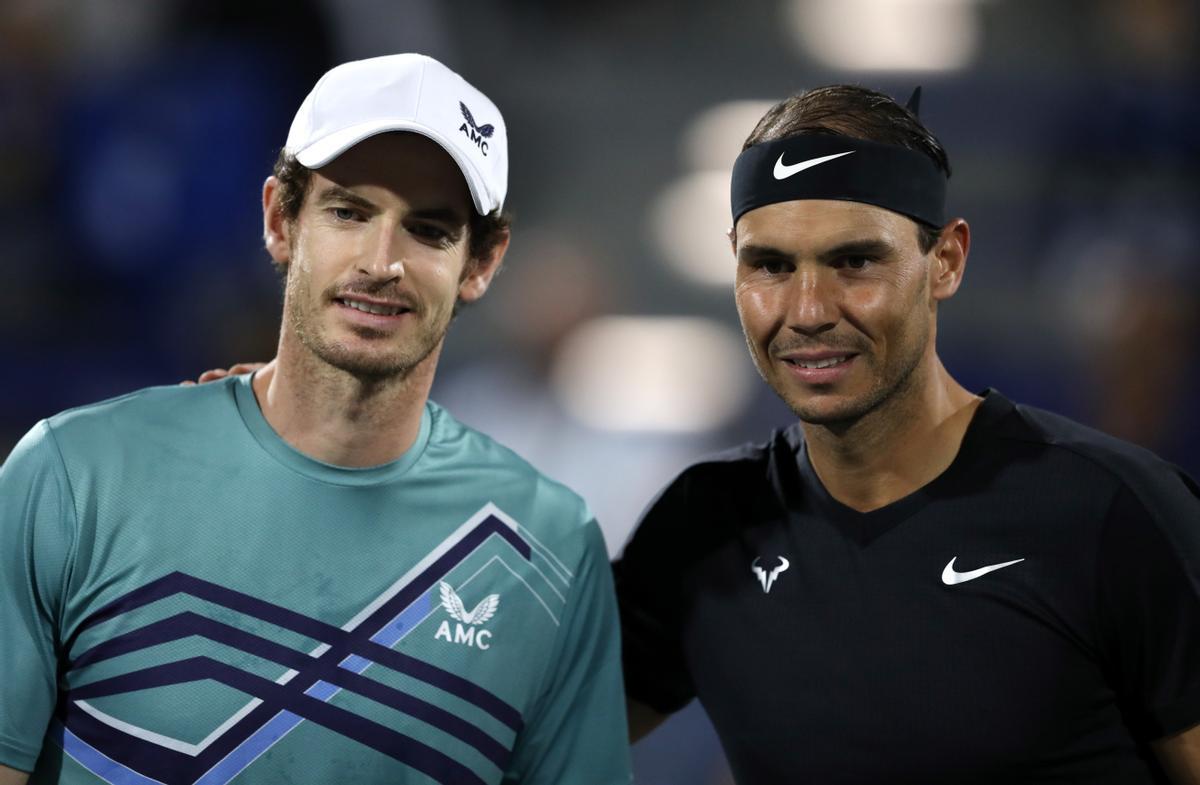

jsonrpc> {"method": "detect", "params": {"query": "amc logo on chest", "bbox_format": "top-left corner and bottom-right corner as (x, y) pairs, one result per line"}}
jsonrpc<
(434, 581), (498, 650)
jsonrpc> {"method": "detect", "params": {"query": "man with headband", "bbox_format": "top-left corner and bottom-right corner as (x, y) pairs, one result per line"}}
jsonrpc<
(614, 85), (1200, 782)
(0, 54), (631, 785)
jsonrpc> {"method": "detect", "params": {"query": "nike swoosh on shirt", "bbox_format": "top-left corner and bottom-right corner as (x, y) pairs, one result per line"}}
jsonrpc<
(941, 556), (1025, 585)
(772, 150), (856, 180)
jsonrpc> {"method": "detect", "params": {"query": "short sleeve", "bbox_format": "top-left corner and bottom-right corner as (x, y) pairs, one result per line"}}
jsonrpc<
(612, 473), (697, 715)
(0, 421), (77, 772)
(1096, 468), (1200, 740)
(503, 520), (632, 784)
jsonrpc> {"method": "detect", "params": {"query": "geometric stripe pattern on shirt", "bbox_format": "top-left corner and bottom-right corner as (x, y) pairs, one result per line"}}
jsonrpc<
(53, 504), (573, 785)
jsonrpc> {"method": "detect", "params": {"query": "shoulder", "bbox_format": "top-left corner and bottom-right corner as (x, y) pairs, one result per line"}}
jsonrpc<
(31, 379), (241, 478)
(981, 392), (1199, 522)
(621, 425), (796, 554)
(45, 379), (237, 444)
(655, 424), (795, 506)
(425, 401), (587, 506)
(425, 401), (599, 550)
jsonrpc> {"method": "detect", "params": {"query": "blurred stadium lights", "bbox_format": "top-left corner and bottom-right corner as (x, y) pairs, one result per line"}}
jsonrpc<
(786, 0), (982, 72)
(551, 316), (754, 433)
(683, 100), (776, 173)
(653, 100), (772, 287)
(650, 171), (735, 286)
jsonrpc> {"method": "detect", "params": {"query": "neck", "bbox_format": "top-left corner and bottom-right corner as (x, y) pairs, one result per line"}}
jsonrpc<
(252, 331), (438, 468)
(801, 356), (980, 512)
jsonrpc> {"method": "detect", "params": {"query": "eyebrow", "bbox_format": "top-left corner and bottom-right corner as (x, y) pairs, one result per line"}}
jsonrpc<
(314, 186), (378, 213)
(816, 239), (895, 263)
(407, 207), (469, 227)
(313, 186), (468, 226)
(737, 238), (895, 264)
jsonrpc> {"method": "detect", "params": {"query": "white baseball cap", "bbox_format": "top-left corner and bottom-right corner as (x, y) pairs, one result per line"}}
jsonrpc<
(284, 53), (507, 215)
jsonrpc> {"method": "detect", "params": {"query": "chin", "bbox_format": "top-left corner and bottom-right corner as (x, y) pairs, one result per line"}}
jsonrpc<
(302, 333), (430, 379)
(790, 400), (869, 426)
(780, 385), (888, 427)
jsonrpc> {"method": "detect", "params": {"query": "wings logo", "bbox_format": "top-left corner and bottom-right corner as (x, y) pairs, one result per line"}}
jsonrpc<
(435, 581), (499, 649)
(751, 556), (789, 594)
(459, 101), (494, 156)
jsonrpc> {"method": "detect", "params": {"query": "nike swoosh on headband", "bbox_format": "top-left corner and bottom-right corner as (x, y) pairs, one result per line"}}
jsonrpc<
(773, 150), (856, 180)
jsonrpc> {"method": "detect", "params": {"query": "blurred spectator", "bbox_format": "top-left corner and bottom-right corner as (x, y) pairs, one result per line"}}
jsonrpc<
(1036, 0), (1199, 475)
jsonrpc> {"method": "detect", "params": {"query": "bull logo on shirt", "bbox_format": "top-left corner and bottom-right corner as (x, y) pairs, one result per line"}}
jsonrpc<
(751, 556), (790, 593)
(435, 581), (499, 649)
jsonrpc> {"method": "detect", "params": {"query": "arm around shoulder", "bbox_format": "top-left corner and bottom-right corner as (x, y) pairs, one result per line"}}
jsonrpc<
(627, 697), (671, 743)
(1155, 723), (1200, 785)
(0, 764), (30, 785)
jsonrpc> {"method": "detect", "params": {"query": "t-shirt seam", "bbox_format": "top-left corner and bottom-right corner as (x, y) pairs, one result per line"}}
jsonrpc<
(40, 419), (82, 643)
(1091, 480), (1130, 673)
(985, 422), (1182, 517)
(537, 530), (590, 702)
(47, 385), (160, 423)
(506, 524), (592, 778)
(1146, 680), (1200, 737)
(1091, 463), (1200, 728)
(0, 732), (40, 772)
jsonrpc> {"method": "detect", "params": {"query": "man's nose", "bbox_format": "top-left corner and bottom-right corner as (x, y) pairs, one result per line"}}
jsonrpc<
(785, 267), (838, 335)
(359, 223), (407, 280)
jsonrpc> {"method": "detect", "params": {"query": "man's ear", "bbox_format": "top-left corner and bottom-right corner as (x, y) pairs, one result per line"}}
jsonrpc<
(930, 218), (969, 302)
(458, 228), (511, 304)
(263, 176), (292, 268)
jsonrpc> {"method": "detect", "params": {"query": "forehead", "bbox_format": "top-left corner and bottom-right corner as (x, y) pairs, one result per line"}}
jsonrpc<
(312, 132), (472, 215)
(735, 199), (916, 252)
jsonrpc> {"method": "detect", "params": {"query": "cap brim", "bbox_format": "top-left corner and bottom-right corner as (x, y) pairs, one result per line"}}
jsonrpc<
(292, 120), (496, 215)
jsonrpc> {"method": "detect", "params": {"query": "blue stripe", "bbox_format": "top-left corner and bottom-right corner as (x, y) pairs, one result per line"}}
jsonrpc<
(193, 711), (302, 785)
(373, 590), (432, 647)
(56, 722), (165, 785)
(303, 680), (339, 701)
(192, 590), (437, 784)
(338, 653), (372, 672)
(61, 518), (517, 784)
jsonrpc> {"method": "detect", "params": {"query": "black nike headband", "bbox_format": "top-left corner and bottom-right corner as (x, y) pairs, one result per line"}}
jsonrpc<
(730, 134), (947, 228)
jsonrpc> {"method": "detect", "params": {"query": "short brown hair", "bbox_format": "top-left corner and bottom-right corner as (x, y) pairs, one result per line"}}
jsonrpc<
(743, 85), (950, 253)
(270, 147), (512, 267)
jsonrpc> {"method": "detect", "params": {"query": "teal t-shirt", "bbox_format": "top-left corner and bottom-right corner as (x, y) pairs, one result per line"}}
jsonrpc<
(0, 375), (631, 785)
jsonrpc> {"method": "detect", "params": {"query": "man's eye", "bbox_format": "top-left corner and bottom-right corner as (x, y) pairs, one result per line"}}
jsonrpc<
(758, 259), (791, 275)
(410, 223), (451, 242)
(331, 207), (359, 221)
(838, 256), (872, 270)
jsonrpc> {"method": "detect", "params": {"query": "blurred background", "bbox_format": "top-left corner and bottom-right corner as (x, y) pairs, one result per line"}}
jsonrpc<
(1, 0), (1197, 781)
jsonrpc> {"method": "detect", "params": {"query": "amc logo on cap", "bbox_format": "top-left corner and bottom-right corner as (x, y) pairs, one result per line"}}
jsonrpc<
(458, 101), (494, 156)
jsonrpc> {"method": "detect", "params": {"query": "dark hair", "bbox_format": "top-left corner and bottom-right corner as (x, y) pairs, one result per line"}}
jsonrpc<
(743, 85), (950, 253)
(270, 147), (511, 268)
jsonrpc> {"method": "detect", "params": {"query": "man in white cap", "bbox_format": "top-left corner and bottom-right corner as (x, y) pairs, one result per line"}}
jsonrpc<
(0, 54), (632, 785)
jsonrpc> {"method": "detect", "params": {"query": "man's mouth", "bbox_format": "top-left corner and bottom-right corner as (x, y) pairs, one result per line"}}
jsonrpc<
(784, 355), (854, 370)
(335, 297), (411, 316)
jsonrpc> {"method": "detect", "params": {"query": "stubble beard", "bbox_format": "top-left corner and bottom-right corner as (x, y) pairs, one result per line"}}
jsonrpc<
(755, 317), (930, 430)
(284, 272), (450, 383)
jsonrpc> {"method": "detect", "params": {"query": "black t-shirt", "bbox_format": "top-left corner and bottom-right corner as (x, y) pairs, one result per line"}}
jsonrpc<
(615, 390), (1200, 784)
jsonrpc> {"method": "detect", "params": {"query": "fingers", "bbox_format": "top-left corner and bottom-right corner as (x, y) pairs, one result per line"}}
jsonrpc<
(227, 362), (267, 376)
(186, 362), (268, 386)
(197, 368), (232, 384)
